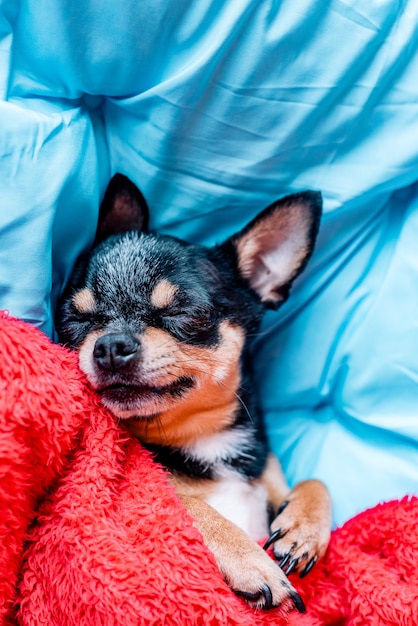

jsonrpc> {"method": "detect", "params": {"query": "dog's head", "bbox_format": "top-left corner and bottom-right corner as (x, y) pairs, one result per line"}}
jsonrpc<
(57, 174), (321, 446)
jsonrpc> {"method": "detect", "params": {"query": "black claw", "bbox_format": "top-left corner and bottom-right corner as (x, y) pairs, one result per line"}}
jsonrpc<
(290, 590), (306, 613)
(234, 589), (261, 602)
(263, 528), (285, 551)
(261, 583), (273, 610)
(279, 553), (291, 569)
(299, 556), (317, 578)
(285, 558), (299, 576)
(235, 584), (273, 610)
(276, 500), (289, 515)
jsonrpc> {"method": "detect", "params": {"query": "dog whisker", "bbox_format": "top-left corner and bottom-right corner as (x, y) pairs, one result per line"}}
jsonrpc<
(162, 362), (255, 425)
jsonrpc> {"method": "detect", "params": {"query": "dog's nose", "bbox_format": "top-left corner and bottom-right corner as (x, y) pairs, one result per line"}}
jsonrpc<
(93, 333), (139, 370)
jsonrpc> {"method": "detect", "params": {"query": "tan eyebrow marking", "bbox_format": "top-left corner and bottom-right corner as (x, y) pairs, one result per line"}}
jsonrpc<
(150, 279), (178, 309)
(72, 288), (96, 314)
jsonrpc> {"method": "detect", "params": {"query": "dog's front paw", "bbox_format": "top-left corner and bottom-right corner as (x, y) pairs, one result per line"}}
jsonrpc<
(219, 540), (305, 612)
(179, 491), (307, 611)
(265, 479), (332, 577)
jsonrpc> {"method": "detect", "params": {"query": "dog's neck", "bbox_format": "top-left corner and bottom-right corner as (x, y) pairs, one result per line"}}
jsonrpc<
(124, 350), (269, 482)
(126, 367), (268, 482)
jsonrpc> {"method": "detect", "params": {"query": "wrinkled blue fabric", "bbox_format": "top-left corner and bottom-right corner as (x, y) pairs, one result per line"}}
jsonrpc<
(1, 0), (417, 526)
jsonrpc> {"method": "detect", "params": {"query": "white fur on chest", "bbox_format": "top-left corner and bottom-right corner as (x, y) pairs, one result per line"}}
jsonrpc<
(181, 429), (269, 541)
(205, 477), (269, 541)
(182, 427), (255, 474)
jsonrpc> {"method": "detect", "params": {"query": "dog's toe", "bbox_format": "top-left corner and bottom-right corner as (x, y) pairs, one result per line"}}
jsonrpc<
(223, 545), (305, 611)
(233, 578), (305, 612)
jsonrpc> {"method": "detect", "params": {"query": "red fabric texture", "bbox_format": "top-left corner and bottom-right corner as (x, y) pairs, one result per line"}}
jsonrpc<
(0, 312), (417, 626)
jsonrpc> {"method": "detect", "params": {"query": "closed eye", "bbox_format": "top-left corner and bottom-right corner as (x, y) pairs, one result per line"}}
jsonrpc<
(69, 306), (110, 328)
(160, 308), (218, 345)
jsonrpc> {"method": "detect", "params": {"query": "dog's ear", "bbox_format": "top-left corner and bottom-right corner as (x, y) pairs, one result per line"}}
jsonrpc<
(229, 191), (322, 309)
(95, 174), (149, 244)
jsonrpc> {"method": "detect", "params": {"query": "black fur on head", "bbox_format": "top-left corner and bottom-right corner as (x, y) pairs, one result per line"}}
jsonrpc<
(57, 173), (321, 350)
(59, 229), (263, 348)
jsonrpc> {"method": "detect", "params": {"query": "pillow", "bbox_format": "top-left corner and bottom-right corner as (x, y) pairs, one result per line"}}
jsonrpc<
(1, 1), (417, 525)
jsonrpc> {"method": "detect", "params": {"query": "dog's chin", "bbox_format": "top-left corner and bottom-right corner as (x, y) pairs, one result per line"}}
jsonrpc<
(96, 376), (195, 420)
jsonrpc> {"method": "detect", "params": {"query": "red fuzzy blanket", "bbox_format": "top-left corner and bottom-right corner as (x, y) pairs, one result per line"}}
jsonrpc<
(0, 312), (417, 626)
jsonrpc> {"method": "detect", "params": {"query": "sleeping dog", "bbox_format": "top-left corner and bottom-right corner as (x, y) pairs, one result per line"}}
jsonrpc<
(57, 174), (332, 612)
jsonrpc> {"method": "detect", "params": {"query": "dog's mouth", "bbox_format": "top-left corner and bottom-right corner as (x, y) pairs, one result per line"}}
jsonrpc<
(97, 376), (195, 405)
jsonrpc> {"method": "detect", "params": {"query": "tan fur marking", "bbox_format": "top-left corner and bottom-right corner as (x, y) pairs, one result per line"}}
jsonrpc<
(269, 479), (332, 572)
(170, 474), (216, 501)
(72, 288), (96, 314)
(127, 321), (245, 447)
(261, 454), (332, 576)
(150, 279), (178, 309)
(260, 453), (290, 508)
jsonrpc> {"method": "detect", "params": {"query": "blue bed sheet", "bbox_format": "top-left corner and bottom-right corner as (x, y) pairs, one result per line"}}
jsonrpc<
(1, 0), (418, 526)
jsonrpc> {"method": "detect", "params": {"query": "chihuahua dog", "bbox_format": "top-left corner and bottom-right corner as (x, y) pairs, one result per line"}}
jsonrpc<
(57, 174), (332, 612)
